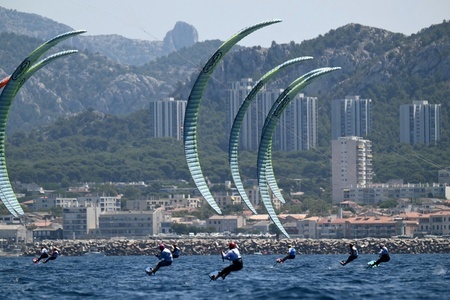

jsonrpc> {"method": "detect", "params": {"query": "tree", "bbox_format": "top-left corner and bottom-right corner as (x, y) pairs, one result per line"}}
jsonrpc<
(269, 223), (281, 240)
(378, 199), (398, 208)
(122, 186), (142, 200)
(91, 184), (118, 195)
(302, 197), (332, 217)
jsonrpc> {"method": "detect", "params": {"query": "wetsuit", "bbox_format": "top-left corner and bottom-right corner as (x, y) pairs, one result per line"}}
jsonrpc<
(36, 247), (49, 263)
(151, 248), (173, 274)
(373, 246), (390, 266)
(43, 250), (59, 263)
(172, 246), (181, 258)
(341, 245), (358, 265)
(280, 247), (296, 262)
(216, 248), (243, 280)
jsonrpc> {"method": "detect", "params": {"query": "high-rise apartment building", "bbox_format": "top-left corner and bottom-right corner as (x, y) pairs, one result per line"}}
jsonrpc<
(149, 97), (187, 140)
(399, 100), (440, 145)
(331, 136), (373, 203)
(331, 95), (372, 140)
(227, 78), (318, 151)
(279, 95), (318, 150)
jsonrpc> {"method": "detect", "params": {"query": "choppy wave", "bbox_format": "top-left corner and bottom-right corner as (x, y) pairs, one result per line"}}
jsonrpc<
(1, 254), (449, 299)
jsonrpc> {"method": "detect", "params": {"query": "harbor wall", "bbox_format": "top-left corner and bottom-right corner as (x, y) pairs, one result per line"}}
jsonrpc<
(20, 237), (450, 256)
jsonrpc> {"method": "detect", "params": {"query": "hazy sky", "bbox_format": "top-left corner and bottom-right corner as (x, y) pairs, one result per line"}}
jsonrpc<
(1, 0), (449, 47)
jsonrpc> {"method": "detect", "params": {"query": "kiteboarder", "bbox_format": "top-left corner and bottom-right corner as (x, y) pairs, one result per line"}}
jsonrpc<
(148, 244), (173, 275)
(277, 244), (296, 263)
(211, 242), (243, 280)
(35, 245), (49, 263)
(369, 243), (390, 267)
(43, 247), (59, 263)
(340, 243), (358, 266)
(172, 244), (181, 258)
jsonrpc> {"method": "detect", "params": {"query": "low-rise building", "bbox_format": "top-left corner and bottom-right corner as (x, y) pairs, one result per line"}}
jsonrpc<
(78, 196), (121, 212)
(297, 216), (405, 239)
(126, 195), (202, 210)
(251, 221), (271, 233)
(345, 183), (450, 205)
(62, 206), (97, 239)
(213, 193), (242, 207)
(32, 197), (78, 211)
(97, 209), (164, 239)
(424, 211), (450, 236)
(0, 214), (21, 225)
(12, 181), (44, 194)
(0, 224), (27, 243)
(316, 218), (347, 239)
(349, 216), (400, 238)
(33, 227), (63, 241)
(297, 217), (320, 238)
(207, 215), (245, 233)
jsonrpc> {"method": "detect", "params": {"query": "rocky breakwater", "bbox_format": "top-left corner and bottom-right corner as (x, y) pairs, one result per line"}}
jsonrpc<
(22, 237), (450, 257)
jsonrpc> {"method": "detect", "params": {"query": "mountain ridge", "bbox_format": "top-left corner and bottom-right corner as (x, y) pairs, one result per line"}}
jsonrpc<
(0, 6), (198, 66)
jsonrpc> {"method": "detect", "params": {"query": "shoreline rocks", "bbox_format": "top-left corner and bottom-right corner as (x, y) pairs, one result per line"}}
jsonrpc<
(19, 237), (450, 257)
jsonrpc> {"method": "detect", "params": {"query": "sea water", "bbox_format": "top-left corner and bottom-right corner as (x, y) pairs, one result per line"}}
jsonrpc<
(1, 254), (449, 299)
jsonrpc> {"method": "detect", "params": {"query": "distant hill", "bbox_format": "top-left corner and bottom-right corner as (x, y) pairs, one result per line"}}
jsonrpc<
(0, 6), (73, 40)
(0, 6), (198, 66)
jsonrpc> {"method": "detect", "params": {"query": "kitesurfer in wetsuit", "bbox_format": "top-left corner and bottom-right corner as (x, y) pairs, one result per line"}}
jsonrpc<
(149, 244), (173, 274)
(277, 244), (296, 263)
(211, 242), (243, 280)
(369, 243), (390, 267)
(340, 243), (358, 266)
(35, 246), (49, 263)
(172, 244), (181, 258)
(43, 247), (59, 263)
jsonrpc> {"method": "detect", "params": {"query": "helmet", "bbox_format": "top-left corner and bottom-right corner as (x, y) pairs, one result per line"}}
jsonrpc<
(288, 244), (292, 248)
(173, 244), (177, 247)
(380, 243), (385, 248)
(349, 243), (354, 247)
(229, 242), (237, 249)
(159, 244), (165, 251)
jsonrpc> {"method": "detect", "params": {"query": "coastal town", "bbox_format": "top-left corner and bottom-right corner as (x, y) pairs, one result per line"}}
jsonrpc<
(1, 178), (449, 256)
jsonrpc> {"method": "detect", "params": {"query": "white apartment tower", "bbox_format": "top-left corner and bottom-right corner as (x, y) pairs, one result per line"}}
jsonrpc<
(278, 94), (318, 150)
(331, 136), (373, 203)
(399, 100), (440, 145)
(227, 78), (318, 151)
(149, 97), (187, 140)
(227, 78), (259, 150)
(331, 95), (372, 140)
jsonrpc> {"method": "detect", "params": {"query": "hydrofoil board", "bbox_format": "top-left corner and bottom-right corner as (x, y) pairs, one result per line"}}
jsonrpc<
(145, 267), (154, 275)
(367, 260), (378, 268)
(209, 271), (220, 281)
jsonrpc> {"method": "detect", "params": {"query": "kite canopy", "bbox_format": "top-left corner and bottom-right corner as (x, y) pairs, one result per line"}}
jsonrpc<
(228, 57), (313, 214)
(0, 30), (85, 217)
(183, 20), (282, 215)
(257, 67), (341, 237)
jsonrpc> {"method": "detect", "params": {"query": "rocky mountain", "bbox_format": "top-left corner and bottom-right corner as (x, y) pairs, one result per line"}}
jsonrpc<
(0, 6), (449, 148)
(0, 6), (198, 66)
(73, 21), (198, 66)
(162, 21), (199, 52)
(0, 6), (73, 40)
